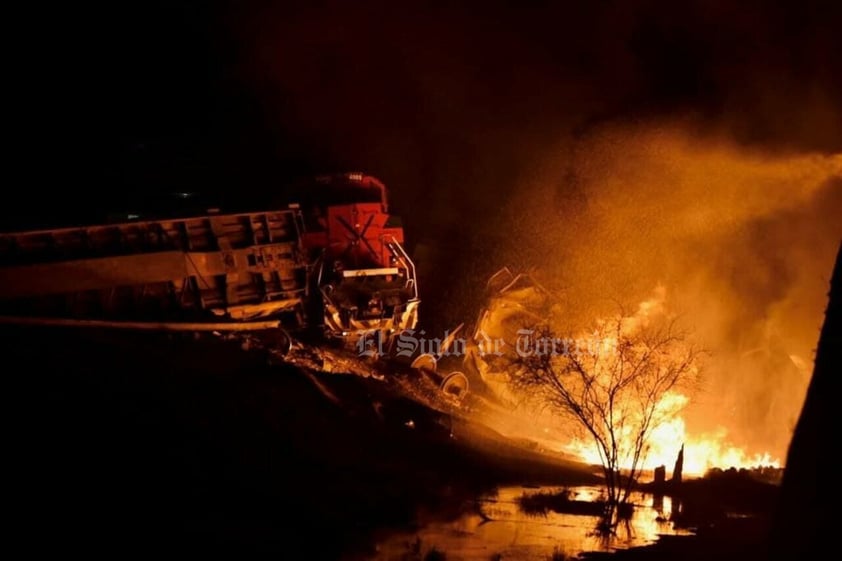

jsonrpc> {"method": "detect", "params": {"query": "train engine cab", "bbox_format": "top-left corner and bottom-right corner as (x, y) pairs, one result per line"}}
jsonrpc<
(298, 173), (419, 348)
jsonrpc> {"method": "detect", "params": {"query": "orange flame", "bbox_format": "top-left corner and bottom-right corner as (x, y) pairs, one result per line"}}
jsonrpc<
(564, 391), (782, 476)
(562, 289), (782, 476)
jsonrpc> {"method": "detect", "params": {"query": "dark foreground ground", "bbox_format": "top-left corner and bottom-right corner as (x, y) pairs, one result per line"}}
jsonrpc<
(10, 326), (597, 558)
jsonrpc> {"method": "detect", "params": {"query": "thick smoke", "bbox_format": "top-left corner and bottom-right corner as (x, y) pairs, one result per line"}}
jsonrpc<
(229, 1), (842, 458)
(500, 121), (841, 459)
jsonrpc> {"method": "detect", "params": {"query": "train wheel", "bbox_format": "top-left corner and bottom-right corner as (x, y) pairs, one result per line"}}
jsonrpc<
(410, 353), (437, 375)
(262, 328), (292, 356)
(440, 371), (469, 401)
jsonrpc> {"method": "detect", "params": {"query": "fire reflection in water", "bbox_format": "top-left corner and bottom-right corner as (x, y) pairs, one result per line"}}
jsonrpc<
(369, 486), (691, 561)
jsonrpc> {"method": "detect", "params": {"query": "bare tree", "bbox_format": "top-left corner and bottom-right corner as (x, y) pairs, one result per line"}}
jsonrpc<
(509, 314), (700, 527)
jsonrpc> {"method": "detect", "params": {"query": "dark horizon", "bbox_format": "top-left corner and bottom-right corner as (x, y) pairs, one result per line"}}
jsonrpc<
(19, 1), (842, 205)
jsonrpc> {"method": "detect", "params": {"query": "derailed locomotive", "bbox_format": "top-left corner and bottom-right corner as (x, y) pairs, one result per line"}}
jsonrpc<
(0, 173), (419, 350)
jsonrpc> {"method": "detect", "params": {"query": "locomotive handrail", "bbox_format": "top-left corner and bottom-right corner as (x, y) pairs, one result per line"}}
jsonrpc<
(386, 237), (418, 300)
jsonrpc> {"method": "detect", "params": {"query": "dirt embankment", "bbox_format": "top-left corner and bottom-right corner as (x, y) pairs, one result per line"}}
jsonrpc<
(11, 326), (596, 558)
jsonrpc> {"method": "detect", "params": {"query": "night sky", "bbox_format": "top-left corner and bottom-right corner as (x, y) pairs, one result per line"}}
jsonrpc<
(23, 1), (841, 198)
(14, 0), (842, 324)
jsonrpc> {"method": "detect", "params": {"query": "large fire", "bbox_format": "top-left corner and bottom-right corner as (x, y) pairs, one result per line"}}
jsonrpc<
(564, 391), (781, 476)
(483, 122), (840, 477)
(564, 289), (782, 476)
(557, 289), (783, 476)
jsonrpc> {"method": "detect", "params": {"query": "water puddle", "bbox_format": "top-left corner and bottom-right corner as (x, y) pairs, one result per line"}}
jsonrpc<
(366, 485), (693, 560)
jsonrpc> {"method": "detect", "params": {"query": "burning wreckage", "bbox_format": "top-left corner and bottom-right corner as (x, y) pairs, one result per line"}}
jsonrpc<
(0, 174), (414, 341)
(0, 173), (539, 401)
(0, 171), (554, 405)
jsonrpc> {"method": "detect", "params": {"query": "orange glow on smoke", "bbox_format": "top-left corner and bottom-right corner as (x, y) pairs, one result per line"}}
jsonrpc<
(493, 122), (841, 476)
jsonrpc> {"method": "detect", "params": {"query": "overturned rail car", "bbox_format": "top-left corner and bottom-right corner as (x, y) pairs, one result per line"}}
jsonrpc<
(0, 173), (420, 347)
